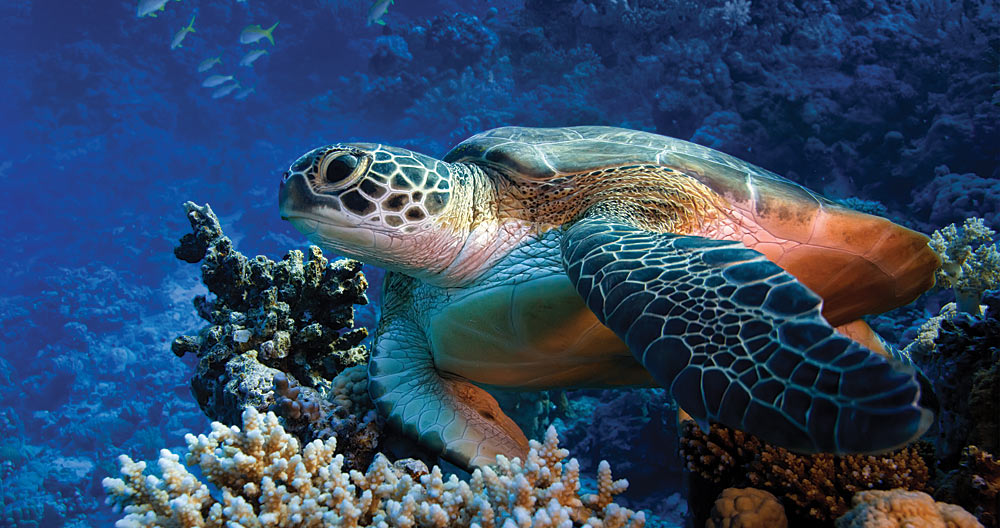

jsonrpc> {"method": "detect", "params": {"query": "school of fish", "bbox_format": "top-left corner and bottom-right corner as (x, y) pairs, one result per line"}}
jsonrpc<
(135, 0), (284, 100)
(136, 0), (396, 99)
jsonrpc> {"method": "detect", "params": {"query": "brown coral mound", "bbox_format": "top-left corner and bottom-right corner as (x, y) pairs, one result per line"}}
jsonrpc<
(835, 489), (983, 528)
(706, 487), (788, 528)
(680, 420), (931, 525)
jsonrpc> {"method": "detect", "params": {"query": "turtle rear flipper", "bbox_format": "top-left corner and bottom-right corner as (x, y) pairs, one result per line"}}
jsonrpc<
(560, 215), (936, 453)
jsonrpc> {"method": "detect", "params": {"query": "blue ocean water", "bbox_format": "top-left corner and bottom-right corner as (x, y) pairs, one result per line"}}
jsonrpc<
(1, 0), (998, 526)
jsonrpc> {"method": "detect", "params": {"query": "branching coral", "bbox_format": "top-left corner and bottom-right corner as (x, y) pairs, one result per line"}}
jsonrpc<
(678, 420), (761, 486)
(679, 421), (930, 525)
(928, 217), (1000, 315)
(835, 489), (982, 528)
(904, 302), (959, 359)
(745, 441), (929, 524)
(103, 408), (645, 528)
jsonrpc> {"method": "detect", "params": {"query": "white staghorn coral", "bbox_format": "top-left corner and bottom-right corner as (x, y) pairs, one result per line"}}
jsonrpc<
(103, 407), (645, 528)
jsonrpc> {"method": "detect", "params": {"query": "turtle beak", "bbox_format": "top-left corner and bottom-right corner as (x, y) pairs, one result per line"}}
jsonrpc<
(279, 170), (339, 221)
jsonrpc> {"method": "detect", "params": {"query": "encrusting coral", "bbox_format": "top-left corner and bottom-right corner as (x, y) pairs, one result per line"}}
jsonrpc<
(835, 489), (983, 528)
(705, 487), (788, 528)
(103, 407), (645, 528)
(679, 420), (930, 525)
(928, 217), (1000, 315)
(272, 366), (383, 471)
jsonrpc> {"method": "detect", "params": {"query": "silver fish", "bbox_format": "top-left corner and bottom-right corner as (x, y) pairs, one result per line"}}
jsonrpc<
(239, 49), (268, 67)
(137, 0), (176, 18)
(366, 0), (393, 26)
(197, 56), (221, 72)
(170, 13), (196, 49)
(212, 83), (241, 99)
(202, 74), (234, 88)
(239, 22), (278, 45)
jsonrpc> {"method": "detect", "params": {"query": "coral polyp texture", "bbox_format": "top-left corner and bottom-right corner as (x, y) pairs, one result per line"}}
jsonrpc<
(835, 489), (983, 528)
(678, 420), (931, 526)
(103, 407), (645, 528)
(171, 202), (372, 435)
(705, 487), (788, 528)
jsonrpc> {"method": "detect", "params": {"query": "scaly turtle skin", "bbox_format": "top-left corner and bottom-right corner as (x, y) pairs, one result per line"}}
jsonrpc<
(278, 126), (940, 468)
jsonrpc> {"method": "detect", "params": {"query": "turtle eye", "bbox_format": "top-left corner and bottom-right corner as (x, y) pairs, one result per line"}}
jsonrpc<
(320, 152), (362, 188)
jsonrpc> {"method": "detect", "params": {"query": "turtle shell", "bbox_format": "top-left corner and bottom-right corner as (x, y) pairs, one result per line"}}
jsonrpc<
(444, 126), (940, 326)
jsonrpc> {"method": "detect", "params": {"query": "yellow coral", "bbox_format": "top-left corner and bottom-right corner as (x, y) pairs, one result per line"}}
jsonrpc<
(835, 489), (983, 528)
(903, 302), (958, 358)
(929, 217), (1000, 315)
(103, 408), (645, 528)
(705, 487), (788, 528)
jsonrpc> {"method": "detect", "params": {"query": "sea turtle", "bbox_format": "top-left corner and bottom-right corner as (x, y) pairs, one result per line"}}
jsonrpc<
(278, 126), (940, 468)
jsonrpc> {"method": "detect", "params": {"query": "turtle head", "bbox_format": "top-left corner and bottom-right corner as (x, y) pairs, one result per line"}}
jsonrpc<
(280, 142), (470, 282)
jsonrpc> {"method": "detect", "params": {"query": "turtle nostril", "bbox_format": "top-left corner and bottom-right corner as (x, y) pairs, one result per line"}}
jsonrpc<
(282, 171), (290, 182)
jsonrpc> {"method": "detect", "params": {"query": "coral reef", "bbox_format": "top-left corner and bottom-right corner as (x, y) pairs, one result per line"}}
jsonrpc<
(172, 202), (370, 422)
(103, 407), (645, 528)
(911, 289), (1000, 463)
(555, 389), (685, 505)
(928, 217), (1000, 315)
(679, 420), (930, 526)
(935, 446), (1000, 528)
(705, 487), (787, 528)
(835, 489), (982, 528)
(489, 389), (570, 449)
(911, 169), (1000, 231)
(9, 0), (1000, 525)
(904, 302), (960, 359)
(272, 366), (383, 471)
(4, 0), (996, 525)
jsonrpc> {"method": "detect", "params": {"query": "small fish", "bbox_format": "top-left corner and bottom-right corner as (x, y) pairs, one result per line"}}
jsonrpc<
(239, 49), (268, 67)
(136, 0), (178, 18)
(212, 83), (241, 99)
(234, 86), (255, 100)
(197, 56), (222, 72)
(202, 74), (234, 88)
(367, 0), (393, 26)
(170, 13), (196, 49)
(240, 22), (278, 45)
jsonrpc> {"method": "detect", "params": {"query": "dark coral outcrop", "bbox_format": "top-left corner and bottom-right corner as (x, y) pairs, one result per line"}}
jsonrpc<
(171, 202), (379, 467)
(913, 289), (1000, 463)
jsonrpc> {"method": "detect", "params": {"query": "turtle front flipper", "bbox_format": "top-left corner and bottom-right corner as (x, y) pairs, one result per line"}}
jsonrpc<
(560, 215), (936, 453)
(368, 274), (529, 468)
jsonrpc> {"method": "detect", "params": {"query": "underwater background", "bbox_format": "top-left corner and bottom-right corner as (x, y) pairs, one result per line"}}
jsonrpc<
(1, 0), (998, 526)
